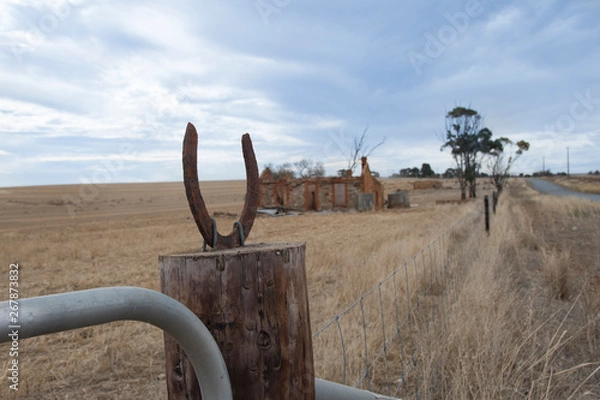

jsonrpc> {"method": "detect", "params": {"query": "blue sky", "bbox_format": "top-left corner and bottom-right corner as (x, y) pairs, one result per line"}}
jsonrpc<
(1, 0), (599, 187)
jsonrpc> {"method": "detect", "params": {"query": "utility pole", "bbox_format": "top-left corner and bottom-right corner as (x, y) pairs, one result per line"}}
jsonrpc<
(542, 156), (545, 175)
(567, 147), (570, 177)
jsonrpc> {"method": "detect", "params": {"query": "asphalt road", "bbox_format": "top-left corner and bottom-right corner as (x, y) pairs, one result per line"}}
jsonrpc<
(527, 178), (600, 203)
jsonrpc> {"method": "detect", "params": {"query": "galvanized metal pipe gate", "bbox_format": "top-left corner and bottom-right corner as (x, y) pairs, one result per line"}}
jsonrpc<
(0, 287), (397, 400)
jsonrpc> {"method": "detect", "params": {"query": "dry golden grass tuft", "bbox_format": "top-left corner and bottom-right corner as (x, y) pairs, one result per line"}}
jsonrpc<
(541, 247), (572, 300)
(0, 178), (598, 399)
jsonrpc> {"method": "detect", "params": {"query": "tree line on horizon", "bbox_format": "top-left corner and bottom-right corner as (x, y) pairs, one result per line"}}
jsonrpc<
(262, 106), (530, 198)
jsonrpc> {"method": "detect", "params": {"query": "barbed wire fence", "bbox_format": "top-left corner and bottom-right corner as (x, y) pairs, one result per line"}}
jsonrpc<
(311, 199), (488, 398)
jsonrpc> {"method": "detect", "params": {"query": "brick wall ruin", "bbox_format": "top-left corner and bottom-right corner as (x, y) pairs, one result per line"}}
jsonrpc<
(259, 157), (384, 212)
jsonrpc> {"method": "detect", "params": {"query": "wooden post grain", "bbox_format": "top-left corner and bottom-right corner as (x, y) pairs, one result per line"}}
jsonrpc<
(160, 242), (314, 400)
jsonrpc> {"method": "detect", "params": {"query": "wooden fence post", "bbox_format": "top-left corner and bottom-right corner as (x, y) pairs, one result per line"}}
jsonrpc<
(160, 242), (314, 400)
(484, 195), (490, 234)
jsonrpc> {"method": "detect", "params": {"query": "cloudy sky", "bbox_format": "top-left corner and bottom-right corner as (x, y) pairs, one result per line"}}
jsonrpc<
(1, 0), (599, 187)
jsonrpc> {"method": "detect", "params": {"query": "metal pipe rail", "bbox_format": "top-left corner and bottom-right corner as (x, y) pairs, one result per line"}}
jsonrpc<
(0, 287), (232, 399)
(315, 379), (399, 400)
(1, 287), (399, 400)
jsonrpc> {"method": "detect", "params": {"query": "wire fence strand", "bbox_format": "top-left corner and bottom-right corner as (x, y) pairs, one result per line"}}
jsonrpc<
(312, 200), (486, 398)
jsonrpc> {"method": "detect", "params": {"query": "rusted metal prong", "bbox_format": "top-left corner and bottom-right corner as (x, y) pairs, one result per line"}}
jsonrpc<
(183, 122), (259, 250)
(201, 218), (218, 252)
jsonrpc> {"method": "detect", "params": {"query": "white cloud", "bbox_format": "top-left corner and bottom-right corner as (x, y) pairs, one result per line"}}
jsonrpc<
(32, 150), (179, 163)
(484, 6), (523, 34)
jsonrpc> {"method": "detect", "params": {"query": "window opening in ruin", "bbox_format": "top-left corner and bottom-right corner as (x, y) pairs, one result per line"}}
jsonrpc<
(334, 183), (347, 207)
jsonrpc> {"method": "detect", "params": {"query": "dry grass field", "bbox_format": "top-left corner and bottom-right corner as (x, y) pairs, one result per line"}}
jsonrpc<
(548, 174), (600, 194)
(1, 177), (599, 399)
(416, 181), (600, 398)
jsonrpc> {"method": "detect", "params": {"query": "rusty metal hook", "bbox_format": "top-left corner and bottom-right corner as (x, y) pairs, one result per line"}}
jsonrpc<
(183, 122), (259, 250)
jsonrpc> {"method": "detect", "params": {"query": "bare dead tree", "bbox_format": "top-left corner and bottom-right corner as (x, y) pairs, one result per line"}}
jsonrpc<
(342, 126), (386, 174)
(487, 139), (530, 192)
(294, 159), (325, 178)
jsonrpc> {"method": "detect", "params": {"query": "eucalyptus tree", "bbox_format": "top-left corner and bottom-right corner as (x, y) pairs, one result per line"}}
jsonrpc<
(441, 107), (502, 199)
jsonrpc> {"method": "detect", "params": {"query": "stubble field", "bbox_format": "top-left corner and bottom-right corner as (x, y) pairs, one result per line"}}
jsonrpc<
(1, 177), (599, 399)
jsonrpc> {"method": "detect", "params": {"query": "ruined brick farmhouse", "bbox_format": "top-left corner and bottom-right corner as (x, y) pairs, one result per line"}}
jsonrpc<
(259, 157), (384, 212)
